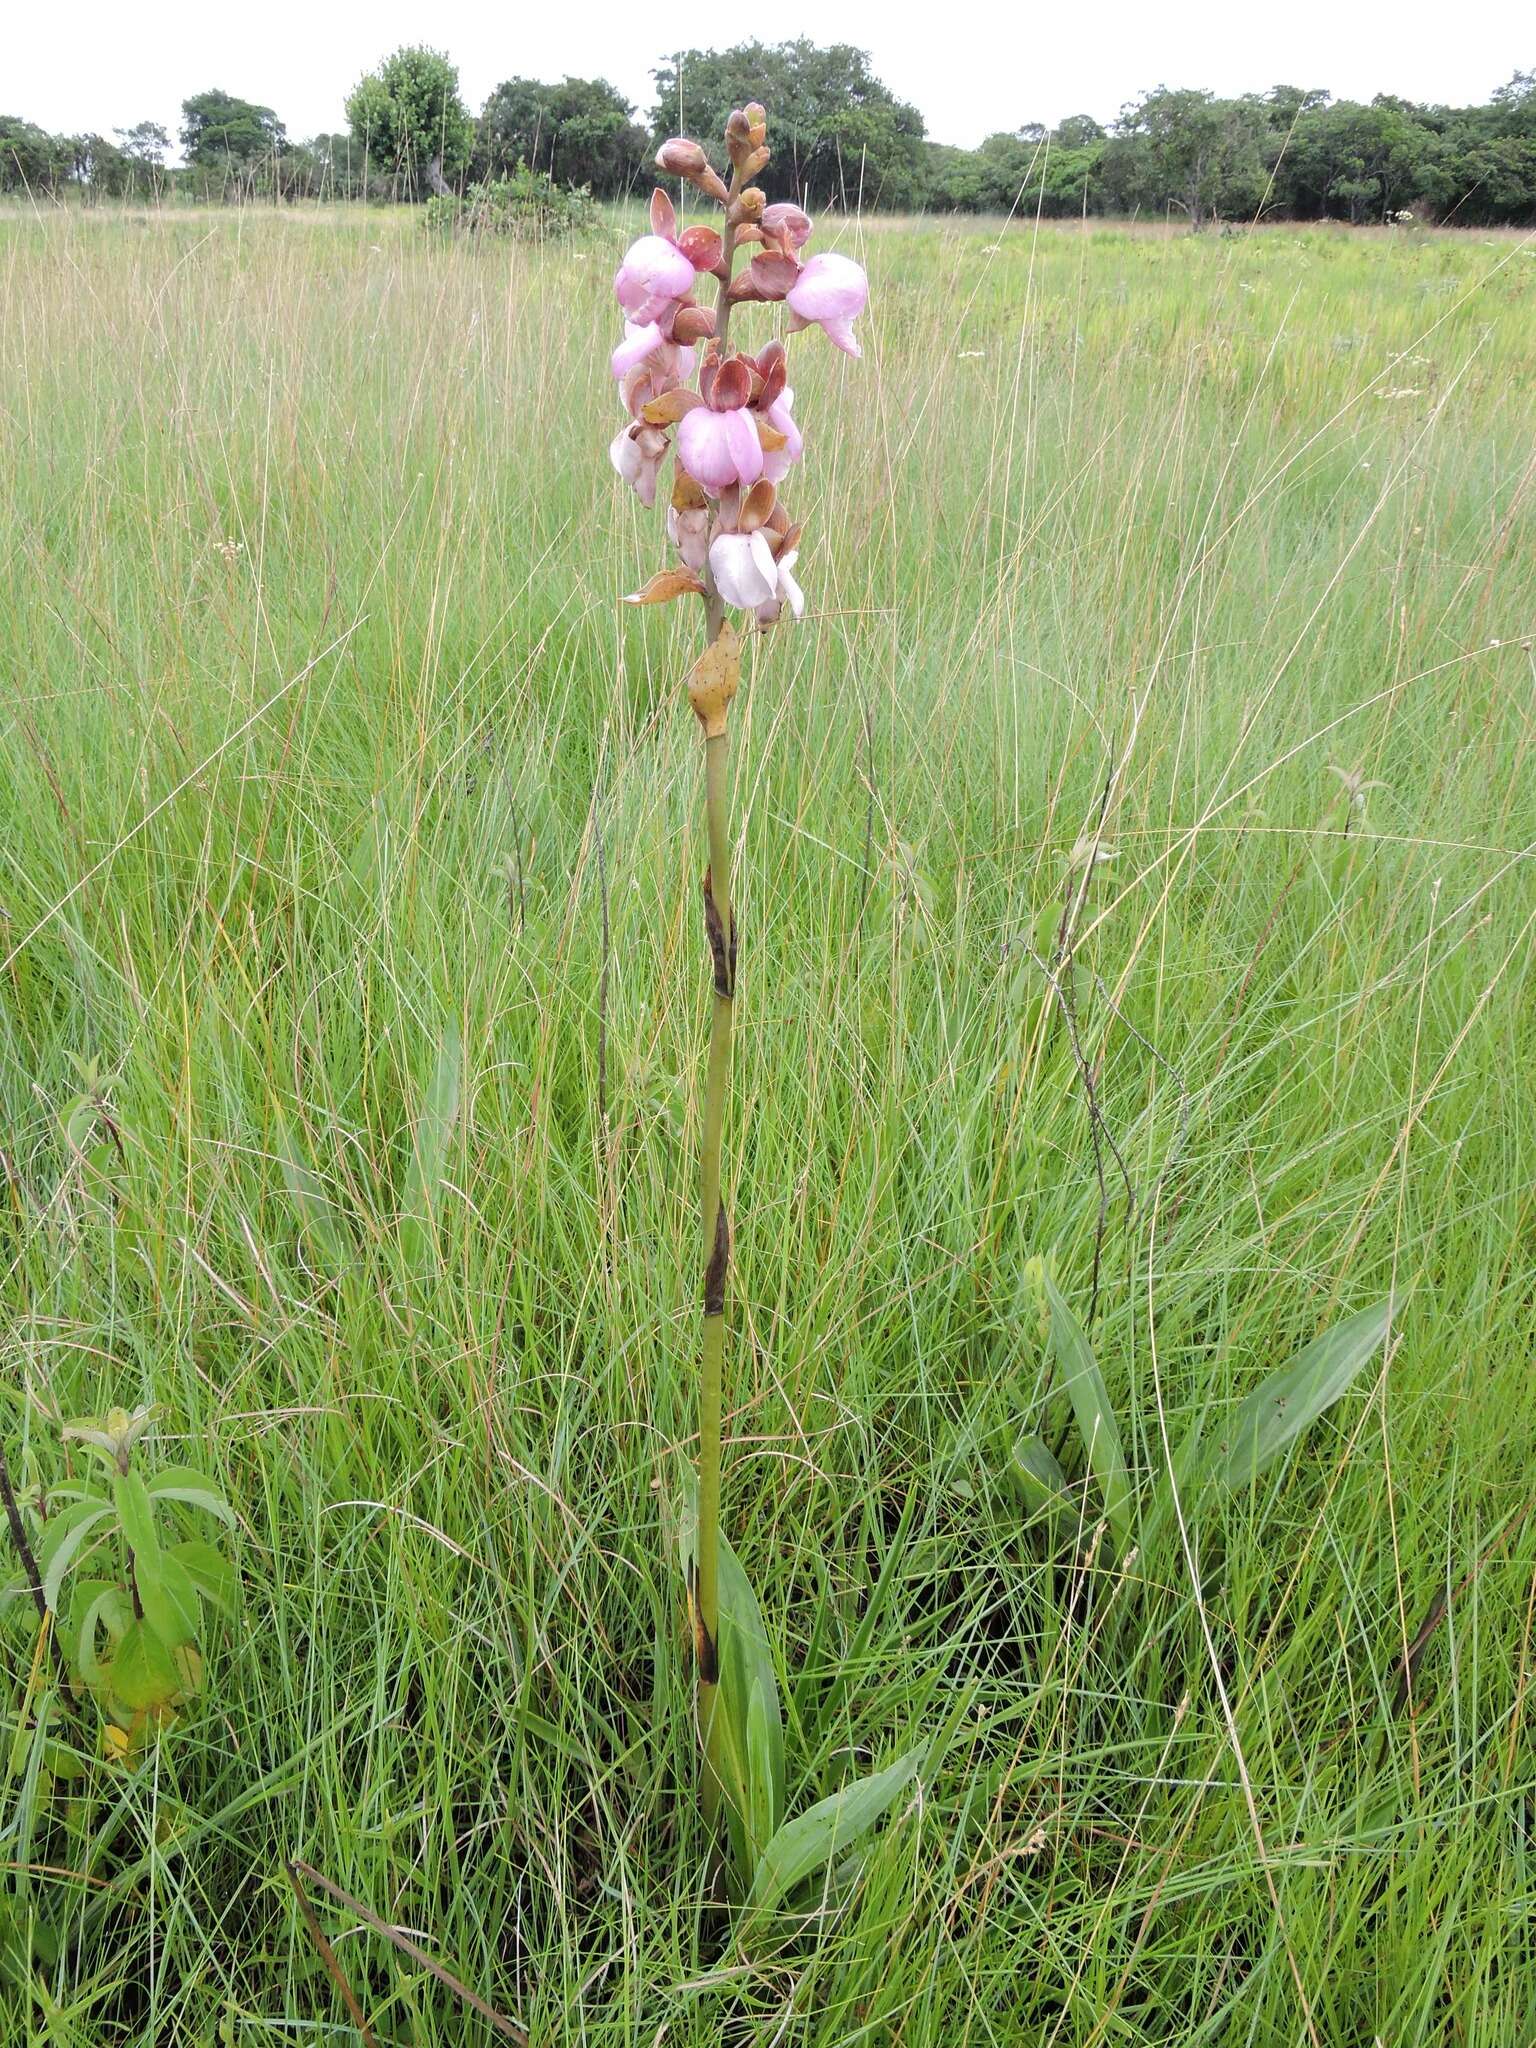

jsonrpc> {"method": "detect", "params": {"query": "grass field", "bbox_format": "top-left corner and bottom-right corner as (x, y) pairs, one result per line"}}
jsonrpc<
(2, 200), (1535, 2043)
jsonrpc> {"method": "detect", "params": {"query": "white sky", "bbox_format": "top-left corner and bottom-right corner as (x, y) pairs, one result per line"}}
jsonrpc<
(8, 0), (1532, 153)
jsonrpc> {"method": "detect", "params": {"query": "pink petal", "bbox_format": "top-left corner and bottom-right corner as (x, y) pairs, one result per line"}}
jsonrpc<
(821, 316), (862, 359)
(722, 408), (763, 488)
(609, 425), (642, 489)
(611, 321), (664, 379)
(710, 531), (778, 610)
(761, 390), (804, 483)
(786, 252), (868, 323)
(614, 235), (695, 320)
(761, 202), (813, 250)
(677, 408), (738, 495)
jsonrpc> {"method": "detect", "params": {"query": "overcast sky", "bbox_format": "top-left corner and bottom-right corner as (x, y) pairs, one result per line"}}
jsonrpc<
(9, 0), (1532, 152)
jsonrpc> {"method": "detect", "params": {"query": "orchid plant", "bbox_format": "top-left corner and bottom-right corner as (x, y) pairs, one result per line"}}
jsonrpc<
(608, 107), (919, 1906)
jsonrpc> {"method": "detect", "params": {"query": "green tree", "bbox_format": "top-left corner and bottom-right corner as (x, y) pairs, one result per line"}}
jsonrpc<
(1106, 87), (1268, 227)
(650, 41), (926, 209)
(1277, 99), (1436, 222)
(180, 89), (285, 166)
(0, 116), (71, 193)
(476, 76), (646, 195)
(116, 121), (170, 200)
(346, 46), (472, 198)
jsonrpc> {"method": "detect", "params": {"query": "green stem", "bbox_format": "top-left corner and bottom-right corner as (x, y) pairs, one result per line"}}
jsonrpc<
(695, 732), (734, 1767)
(692, 144), (746, 1805)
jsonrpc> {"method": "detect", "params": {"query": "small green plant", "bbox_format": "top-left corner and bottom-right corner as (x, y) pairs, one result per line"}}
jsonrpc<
(423, 165), (597, 241)
(2, 1406), (236, 1762)
(1003, 1262), (1394, 1551)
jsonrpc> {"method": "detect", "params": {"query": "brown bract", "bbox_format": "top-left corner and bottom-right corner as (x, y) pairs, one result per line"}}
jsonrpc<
(737, 479), (777, 532)
(687, 622), (742, 737)
(672, 304), (717, 346)
(641, 388), (704, 424)
(625, 567), (707, 606)
(678, 225), (726, 276)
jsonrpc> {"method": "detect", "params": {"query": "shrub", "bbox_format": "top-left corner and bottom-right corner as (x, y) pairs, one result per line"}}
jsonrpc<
(423, 163), (597, 240)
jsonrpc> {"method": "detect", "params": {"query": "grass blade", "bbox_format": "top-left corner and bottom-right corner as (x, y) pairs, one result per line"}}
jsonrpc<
(399, 1024), (462, 1274)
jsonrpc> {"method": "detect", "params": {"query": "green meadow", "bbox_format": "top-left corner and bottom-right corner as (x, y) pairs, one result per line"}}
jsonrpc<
(2, 202), (1534, 2042)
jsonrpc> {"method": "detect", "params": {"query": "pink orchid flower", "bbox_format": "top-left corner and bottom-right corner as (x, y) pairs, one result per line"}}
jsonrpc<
(614, 190), (725, 324)
(614, 236), (696, 324)
(708, 529), (779, 611)
(613, 322), (695, 396)
(609, 421), (669, 508)
(786, 252), (869, 357)
(760, 202), (813, 252)
(676, 356), (763, 496)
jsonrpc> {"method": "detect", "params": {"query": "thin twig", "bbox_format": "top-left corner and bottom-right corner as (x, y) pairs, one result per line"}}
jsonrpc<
(1021, 945), (1137, 1324)
(507, 798), (526, 936)
(284, 1861), (379, 2048)
(1091, 970), (1193, 1212)
(0, 1445), (75, 1700)
(1386, 1501), (1532, 1723)
(287, 1859), (528, 2046)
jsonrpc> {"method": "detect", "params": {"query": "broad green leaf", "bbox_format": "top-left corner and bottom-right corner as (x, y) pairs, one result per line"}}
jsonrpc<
(745, 1749), (923, 1920)
(1214, 1299), (1393, 1489)
(679, 1485), (785, 1883)
(1042, 1268), (1133, 1555)
(1008, 1434), (1070, 1523)
(169, 1539), (236, 1613)
(139, 1551), (200, 1650)
(113, 1472), (163, 1600)
(35, 1502), (114, 1612)
(107, 1620), (180, 1712)
(144, 1467), (237, 1529)
(70, 1581), (130, 1691)
(399, 1025), (462, 1272)
(274, 1112), (349, 1268)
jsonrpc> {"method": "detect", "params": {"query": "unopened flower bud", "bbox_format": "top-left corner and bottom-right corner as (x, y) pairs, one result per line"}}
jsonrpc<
(656, 136), (708, 176)
(744, 103), (767, 147)
(725, 109), (752, 163)
(735, 186), (766, 222)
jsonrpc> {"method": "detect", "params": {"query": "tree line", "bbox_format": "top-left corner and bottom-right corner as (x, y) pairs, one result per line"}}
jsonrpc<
(3, 41), (1534, 226)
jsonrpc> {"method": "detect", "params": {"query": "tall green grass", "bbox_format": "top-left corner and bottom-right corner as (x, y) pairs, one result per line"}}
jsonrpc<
(1, 201), (1533, 2042)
